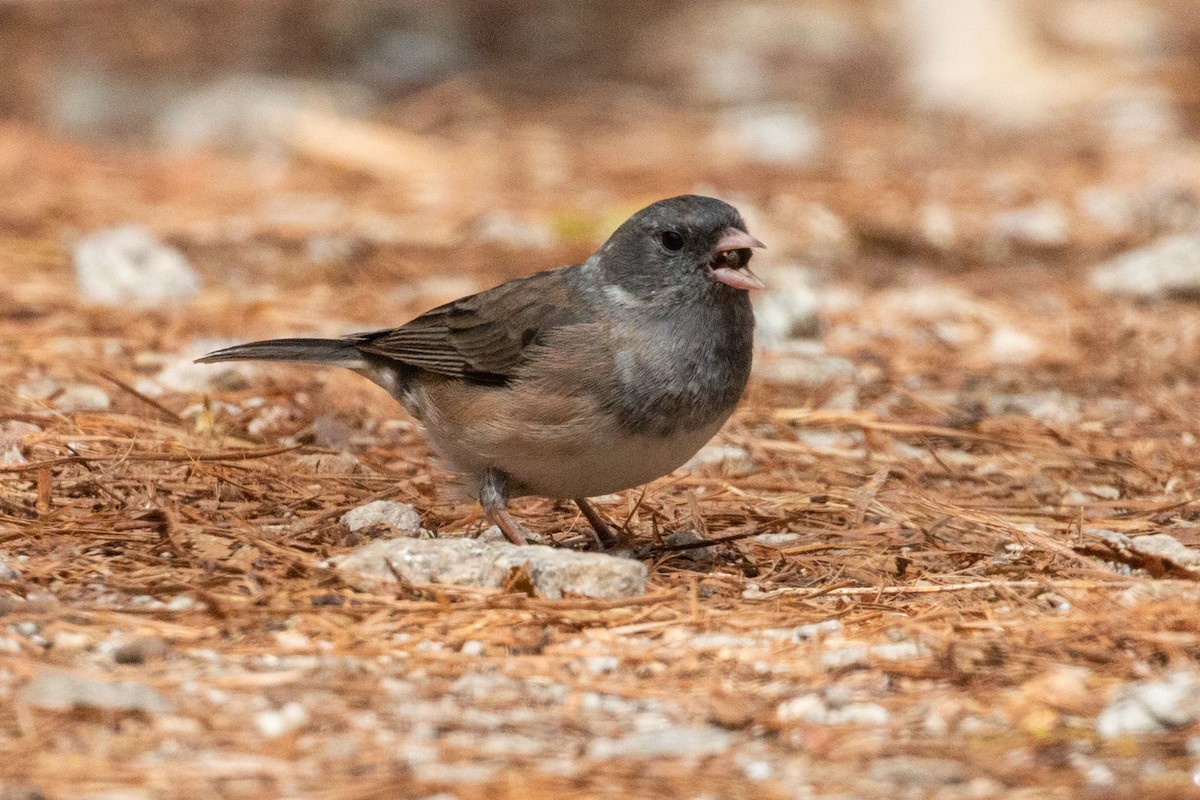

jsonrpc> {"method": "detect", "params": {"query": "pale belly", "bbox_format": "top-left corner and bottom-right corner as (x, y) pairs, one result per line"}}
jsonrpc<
(423, 407), (729, 500)
(497, 417), (727, 499)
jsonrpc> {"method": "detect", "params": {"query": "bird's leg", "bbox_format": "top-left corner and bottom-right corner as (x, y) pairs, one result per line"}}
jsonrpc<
(480, 469), (531, 545)
(574, 497), (622, 549)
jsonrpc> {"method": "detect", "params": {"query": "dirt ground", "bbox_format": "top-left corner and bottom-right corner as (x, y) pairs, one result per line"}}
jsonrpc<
(3, 84), (1200, 799)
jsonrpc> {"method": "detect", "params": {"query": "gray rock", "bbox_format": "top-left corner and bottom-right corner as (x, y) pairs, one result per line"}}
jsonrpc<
(73, 226), (199, 309)
(340, 501), (423, 536)
(1097, 672), (1200, 737)
(0, 553), (20, 581)
(1090, 234), (1200, 299)
(19, 668), (172, 713)
(332, 537), (647, 599)
(586, 726), (732, 759)
(869, 756), (967, 788)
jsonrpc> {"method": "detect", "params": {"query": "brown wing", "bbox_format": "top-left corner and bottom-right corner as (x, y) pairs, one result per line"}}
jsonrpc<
(354, 266), (591, 384)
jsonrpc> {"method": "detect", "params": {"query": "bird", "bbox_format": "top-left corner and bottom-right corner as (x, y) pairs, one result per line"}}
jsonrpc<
(198, 194), (765, 547)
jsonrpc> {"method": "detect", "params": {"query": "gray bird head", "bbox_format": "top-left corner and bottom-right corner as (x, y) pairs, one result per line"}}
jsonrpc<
(592, 195), (766, 303)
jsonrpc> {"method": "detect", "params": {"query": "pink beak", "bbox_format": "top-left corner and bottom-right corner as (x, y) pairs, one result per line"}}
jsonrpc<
(711, 228), (767, 291)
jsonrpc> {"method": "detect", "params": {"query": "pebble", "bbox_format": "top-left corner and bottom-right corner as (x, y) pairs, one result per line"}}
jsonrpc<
(459, 640), (485, 657)
(712, 105), (823, 167)
(586, 726), (732, 759)
(776, 694), (890, 726)
(468, 211), (556, 249)
(19, 668), (172, 713)
(340, 501), (424, 536)
(984, 391), (1083, 426)
(991, 200), (1070, 250)
(51, 384), (112, 413)
(154, 348), (258, 394)
(681, 443), (755, 477)
(0, 554), (21, 581)
(1096, 672), (1200, 737)
(660, 531), (716, 564)
(73, 226), (200, 308)
(754, 264), (823, 343)
(254, 701), (309, 739)
(293, 452), (361, 474)
(752, 341), (858, 409)
(869, 756), (967, 788)
(1089, 233), (1200, 299)
(113, 637), (171, 665)
(332, 537), (648, 599)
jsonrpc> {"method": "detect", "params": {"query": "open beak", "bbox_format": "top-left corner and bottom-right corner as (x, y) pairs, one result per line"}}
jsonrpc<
(710, 228), (767, 291)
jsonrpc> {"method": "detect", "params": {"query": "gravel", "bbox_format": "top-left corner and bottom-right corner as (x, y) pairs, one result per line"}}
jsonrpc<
(341, 501), (425, 536)
(1089, 233), (1200, 299)
(1097, 672), (1200, 737)
(19, 668), (173, 713)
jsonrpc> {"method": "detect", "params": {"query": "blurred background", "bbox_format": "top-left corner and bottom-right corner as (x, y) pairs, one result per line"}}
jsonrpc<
(3, 0), (1200, 272)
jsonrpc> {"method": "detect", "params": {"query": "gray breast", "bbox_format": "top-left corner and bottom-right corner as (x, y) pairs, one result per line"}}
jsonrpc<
(610, 296), (754, 437)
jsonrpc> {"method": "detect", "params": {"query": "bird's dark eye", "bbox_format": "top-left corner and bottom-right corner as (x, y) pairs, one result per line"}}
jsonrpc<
(660, 230), (684, 251)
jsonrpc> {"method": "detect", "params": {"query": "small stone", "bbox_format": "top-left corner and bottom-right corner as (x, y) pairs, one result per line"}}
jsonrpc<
(681, 443), (755, 477)
(1089, 233), (1200, 299)
(869, 756), (967, 788)
(254, 701), (309, 739)
(712, 105), (822, 167)
(332, 537), (647, 599)
(991, 201), (1070, 250)
(293, 452), (361, 474)
(586, 726), (732, 759)
(0, 553), (21, 581)
(73, 226), (199, 308)
(459, 640), (485, 657)
(754, 264), (823, 343)
(660, 531), (716, 564)
(1097, 672), (1200, 737)
(113, 637), (170, 665)
(340, 501), (423, 536)
(753, 341), (858, 408)
(468, 211), (556, 249)
(749, 533), (803, 549)
(51, 384), (112, 413)
(985, 326), (1043, 366)
(50, 631), (92, 652)
(19, 668), (172, 713)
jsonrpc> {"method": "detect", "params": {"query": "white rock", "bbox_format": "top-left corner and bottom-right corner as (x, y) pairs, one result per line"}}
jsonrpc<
(1090, 234), (1200, 299)
(254, 701), (309, 739)
(682, 443), (755, 477)
(51, 384), (112, 412)
(73, 226), (199, 308)
(712, 105), (822, 167)
(586, 726), (732, 759)
(991, 200), (1070, 250)
(332, 537), (647, 599)
(754, 264), (823, 343)
(1097, 672), (1200, 737)
(459, 640), (485, 657)
(468, 211), (556, 249)
(753, 342), (858, 408)
(985, 326), (1043, 366)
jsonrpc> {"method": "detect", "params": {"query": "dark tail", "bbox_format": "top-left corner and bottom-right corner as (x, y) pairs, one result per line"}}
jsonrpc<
(196, 338), (369, 369)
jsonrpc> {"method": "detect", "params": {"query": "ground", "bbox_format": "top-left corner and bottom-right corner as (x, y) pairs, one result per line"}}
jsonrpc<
(2, 89), (1200, 799)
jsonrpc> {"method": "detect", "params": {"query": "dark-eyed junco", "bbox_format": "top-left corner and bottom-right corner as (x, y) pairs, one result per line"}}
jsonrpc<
(199, 195), (764, 547)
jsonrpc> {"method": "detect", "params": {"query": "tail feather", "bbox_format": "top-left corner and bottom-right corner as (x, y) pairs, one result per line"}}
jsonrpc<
(196, 338), (369, 369)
